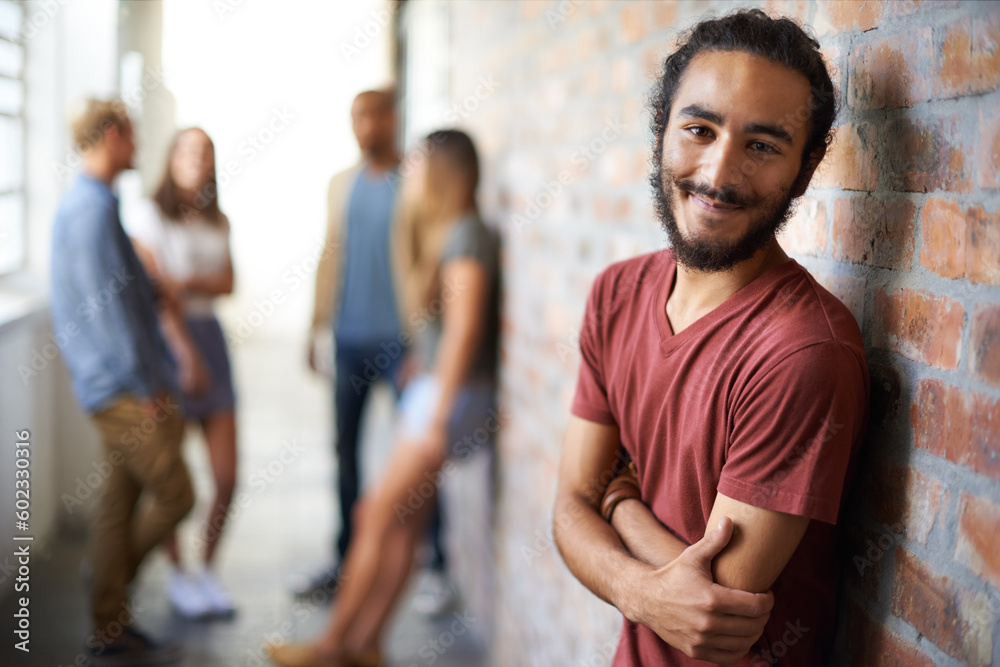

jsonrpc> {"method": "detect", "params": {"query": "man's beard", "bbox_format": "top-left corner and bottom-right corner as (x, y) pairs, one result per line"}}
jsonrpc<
(650, 162), (797, 273)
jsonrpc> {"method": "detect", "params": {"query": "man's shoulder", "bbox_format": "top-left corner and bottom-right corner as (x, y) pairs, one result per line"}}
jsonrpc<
(759, 262), (866, 362)
(54, 179), (116, 238)
(591, 248), (671, 300)
(328, 163), (365, 191)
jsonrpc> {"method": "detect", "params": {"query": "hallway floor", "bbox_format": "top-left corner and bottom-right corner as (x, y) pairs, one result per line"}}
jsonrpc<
(1, 334), (487, 667)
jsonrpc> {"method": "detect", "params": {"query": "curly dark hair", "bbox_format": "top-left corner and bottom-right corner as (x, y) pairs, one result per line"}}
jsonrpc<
(648, 8), (838, 186)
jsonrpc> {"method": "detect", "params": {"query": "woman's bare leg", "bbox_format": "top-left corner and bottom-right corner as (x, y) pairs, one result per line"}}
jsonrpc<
(341, 491), (432, 653)
(314, 441), (443, 656)
(200, 411), (237, 565)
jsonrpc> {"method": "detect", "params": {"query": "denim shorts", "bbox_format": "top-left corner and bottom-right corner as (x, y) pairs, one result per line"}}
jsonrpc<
(396, 373), (497, 458)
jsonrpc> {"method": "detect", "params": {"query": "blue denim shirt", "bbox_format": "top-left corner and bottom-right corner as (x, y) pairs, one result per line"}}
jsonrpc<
(50, 174), (177, 413)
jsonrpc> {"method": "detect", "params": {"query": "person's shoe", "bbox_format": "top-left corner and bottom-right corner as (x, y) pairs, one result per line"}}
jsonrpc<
(287, 563), (342, 599)
(411, 568), (457, 616)
(265, 643), (336, 667)
(86, 626), (182, 666)
(167, 569), (213, 619)
(195, 568), (237, 618)
(266, 643), (382, 667)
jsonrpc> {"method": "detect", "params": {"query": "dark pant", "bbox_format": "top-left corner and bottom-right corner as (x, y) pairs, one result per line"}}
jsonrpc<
(334, 340), (446, 570)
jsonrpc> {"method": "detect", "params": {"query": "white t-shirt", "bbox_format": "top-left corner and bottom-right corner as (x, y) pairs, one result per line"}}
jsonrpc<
(124, 199), (230, 317)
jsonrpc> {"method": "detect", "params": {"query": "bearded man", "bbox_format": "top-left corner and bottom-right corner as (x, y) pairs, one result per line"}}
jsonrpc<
(553, 10), (869, 666)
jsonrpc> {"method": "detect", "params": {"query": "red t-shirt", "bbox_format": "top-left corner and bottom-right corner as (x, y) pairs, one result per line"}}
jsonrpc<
(571, 250), (869, 667)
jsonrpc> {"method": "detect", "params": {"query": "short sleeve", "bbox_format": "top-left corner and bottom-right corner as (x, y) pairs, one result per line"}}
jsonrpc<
(717, 341), (867, 525)
(570, 273), (616, 425)
(440, 218), (494, 268)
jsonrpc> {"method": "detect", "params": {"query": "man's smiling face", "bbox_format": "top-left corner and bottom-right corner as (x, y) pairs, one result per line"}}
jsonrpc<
(653, 49), (817, 272)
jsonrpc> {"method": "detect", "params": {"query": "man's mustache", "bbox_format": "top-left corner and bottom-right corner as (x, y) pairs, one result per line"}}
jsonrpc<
(673, 178), (756, 208)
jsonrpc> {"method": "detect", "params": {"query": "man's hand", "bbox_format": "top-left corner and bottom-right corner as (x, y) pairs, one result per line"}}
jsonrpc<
(629, 517), (773, 665)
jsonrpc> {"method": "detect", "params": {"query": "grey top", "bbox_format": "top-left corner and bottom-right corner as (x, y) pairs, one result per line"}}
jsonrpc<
(413, 214), (500, 380)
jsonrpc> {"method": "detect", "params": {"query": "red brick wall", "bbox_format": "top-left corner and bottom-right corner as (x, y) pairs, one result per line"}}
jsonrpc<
(427, 1), (1000, 664)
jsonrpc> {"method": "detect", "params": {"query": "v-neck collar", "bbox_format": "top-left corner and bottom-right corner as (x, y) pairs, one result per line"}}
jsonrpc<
(655, 252), (802, 357)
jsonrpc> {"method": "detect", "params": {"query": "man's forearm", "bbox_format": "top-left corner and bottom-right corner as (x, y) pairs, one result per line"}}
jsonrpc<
(553, 491), (652, 623)
(611, 498), (688, 568)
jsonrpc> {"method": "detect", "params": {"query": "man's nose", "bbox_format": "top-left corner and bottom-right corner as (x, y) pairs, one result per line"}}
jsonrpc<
(700, 136), (746, 192)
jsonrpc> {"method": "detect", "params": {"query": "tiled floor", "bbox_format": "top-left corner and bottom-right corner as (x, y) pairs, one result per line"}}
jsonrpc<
(1, 335), (486, 667)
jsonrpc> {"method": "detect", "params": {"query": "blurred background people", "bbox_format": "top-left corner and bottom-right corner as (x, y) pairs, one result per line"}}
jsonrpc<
(302, 89), (452, 611)
(269, 128), (499, 667)
(50, 98), (203, 666)
(125, 127), (239, 620)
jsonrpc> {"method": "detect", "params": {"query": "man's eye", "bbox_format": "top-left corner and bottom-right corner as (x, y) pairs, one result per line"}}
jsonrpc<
(688, 126), (712, 138)
(750, 141), (777, 154)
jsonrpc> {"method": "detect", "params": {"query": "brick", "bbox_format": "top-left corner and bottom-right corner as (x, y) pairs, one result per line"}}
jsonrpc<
(970, 305), (1000, 388)
(921, 198), (1000, 283)
(972, 12), (1000, 93)
(956, 492), (1000, 589)
(815, 123), (879, 191)
(763, 0), (810, 21)
(650, 0), (678, 29)
(849, 29), (932, 109)
(967, 204), (1000, 284)
(778, 197), (826, 256)
(846, 600), (935, 667)
(865, 462), (945, 544)
(920, 197), (967, 279)
(833, 197), (915, 270)
(815, 0), (884, 35)
(891, 548), (994, 666)
(979, 108), (1000, 189)
(884, 115), (972, 193)
(822, 45), (843, 95)
(872, 288), (964, 368)
(911, 379), (1000, 482)
(619, 3), (647, 45)
(934, 13), (1000, 98)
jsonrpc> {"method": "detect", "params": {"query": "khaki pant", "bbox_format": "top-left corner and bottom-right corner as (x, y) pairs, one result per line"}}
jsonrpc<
(88, 394), (194, 634)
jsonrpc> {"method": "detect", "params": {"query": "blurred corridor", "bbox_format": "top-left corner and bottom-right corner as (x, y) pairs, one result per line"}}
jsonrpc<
(0, 334), (485, 666)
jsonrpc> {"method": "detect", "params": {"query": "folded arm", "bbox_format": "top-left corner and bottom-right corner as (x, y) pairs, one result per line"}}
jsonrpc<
(554, 416), (774, 665)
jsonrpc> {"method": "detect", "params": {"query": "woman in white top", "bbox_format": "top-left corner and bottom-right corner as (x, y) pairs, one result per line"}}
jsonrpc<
(126, 127), (238, 619)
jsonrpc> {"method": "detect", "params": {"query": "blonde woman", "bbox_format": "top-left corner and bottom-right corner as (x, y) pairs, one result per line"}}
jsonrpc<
(125, 127), (238, 619)
(269, 129), (499, 666)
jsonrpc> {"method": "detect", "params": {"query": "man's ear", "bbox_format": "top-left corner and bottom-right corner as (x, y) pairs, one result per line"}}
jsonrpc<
(791, 145), (827, 198)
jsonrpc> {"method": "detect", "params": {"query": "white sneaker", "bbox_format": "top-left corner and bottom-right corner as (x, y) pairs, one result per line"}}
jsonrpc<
(196, 569), (236, 618)
(411, 569), (457, 616)
(167, 570), (213, 620)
